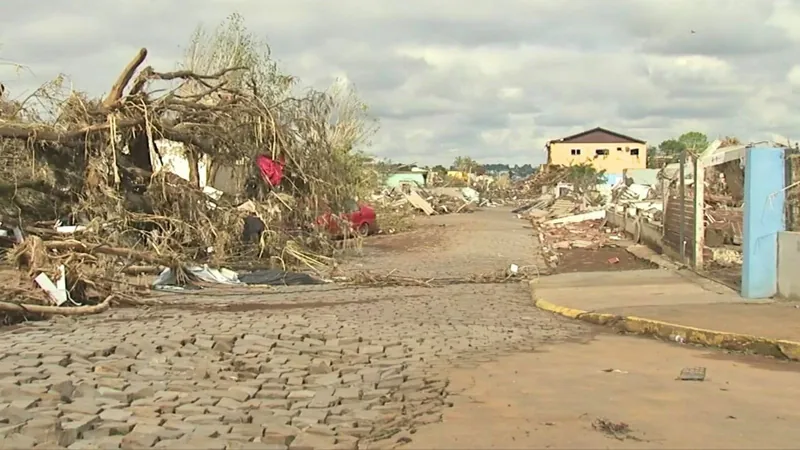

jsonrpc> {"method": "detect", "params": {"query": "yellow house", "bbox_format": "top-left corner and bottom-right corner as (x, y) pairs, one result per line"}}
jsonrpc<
(546, 127), (647, 174)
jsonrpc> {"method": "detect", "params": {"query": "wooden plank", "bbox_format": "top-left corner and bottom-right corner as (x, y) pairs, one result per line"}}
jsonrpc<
(404, 191), (436, 215)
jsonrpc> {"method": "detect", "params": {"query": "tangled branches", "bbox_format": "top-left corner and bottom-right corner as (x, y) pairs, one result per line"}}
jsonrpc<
(0, 45), (380, 309)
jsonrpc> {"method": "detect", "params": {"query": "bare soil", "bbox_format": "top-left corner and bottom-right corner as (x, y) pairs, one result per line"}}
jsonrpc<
(404, 334), (800, 450)
(556, 246), (657, 274)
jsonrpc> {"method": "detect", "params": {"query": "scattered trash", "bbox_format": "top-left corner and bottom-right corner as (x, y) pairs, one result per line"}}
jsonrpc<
(34, 265), (69, 306)
(677, 367), (707, 382)
(508, 263), (520, 275)
(153, 266), (324, 291)
(601, 368), (628, 374)
(592, 418), (640, 441)
(670, 334), (686, 344)
(607, 257), (620, 264)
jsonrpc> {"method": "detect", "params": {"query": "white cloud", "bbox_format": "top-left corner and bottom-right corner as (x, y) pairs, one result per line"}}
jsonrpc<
(787, 65), (800, 86)
(1, 0), (799, 166)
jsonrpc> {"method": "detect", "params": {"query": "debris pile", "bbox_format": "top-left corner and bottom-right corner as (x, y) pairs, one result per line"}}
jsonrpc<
(373, 186), (481, 217)
(536, 218), (625, 270)
(0, 47), (386, 316)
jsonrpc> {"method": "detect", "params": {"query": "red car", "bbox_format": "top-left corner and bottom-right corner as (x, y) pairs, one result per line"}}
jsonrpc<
(315, 199), (377, 237)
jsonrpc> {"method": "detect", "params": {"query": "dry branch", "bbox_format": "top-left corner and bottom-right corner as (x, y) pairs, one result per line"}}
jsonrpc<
(103, 48), (148, 109)
(0, 294), (114, 315)
(43, 239), (181, 267)
(0, 118), (143, 142)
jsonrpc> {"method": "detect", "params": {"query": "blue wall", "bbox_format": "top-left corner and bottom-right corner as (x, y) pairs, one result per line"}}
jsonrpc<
(742, 146), (786, 299)
(604, 174), (622, 186)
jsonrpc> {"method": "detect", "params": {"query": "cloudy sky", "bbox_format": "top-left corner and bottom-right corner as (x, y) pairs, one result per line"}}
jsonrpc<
(2, 0), (799, 166)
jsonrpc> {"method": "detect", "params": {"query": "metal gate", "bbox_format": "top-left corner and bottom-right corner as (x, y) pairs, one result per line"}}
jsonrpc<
(662, 152), (696, 264)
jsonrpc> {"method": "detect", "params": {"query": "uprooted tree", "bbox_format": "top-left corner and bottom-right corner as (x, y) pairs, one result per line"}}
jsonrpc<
(0, 15), (380, 308)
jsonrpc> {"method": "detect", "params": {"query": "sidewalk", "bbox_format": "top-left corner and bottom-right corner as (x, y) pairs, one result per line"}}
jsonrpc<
(531, 269), (800, 347)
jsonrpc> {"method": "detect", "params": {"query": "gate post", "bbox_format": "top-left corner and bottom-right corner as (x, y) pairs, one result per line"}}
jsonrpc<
(693, 156), (704, 269)
(742, 146), (786, 299)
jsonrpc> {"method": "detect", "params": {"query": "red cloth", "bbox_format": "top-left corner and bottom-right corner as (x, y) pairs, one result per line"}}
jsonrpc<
(256, 155), (285, 187)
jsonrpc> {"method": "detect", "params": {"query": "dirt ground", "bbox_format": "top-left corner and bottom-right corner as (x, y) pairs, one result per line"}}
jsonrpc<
(404, 334), (800, 450)
(703, 262), (743, 290)
(2, 208), (799, 449)
(555, 246), (656, 274)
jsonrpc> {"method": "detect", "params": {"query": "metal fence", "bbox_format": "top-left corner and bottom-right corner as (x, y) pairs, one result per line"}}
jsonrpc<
(662, 151), (697, 266)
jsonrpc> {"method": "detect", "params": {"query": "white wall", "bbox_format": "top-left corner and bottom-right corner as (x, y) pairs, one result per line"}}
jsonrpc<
(151, 139), (244, 194)
(778, 232), (800, 300)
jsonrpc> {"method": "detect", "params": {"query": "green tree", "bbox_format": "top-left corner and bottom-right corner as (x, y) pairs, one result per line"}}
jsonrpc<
(451, 156), (480, 173)
(565, 163), (606, 194)
(654, 139), (686, 164)
(646, 145), (659, 168)
(431, 165), (447, 175)
(677, 131), (709, 153)
(325, 78), (379, 154)
(180, 13), (295, 186)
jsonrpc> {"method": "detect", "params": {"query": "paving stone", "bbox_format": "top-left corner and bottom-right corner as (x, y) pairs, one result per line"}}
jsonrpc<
(251, 413), (291, 427)
(261, 424), (300, 446)
(0, 423), (25, 438)
(180, 438), (227, 450)
(289, 432), (337, 450)
(0, 406), (33, 425)
(221, 411), (250, 424)
(162, 420), (197, 433)
(227, 441), (279, 450)
(62, 415), (100, 434)
(59, 400), (103, 415)
(10, 397), (39, 410)
(3, 432), (38, 449)
(93, 421), (133, 436)
(189, 424), (231, 438)
(229, 385), (259, 399)
(97, 387), (130, 403)
(286, 390), (315, 400)
(333, 388), (361, 401)
(175, 404), (207, 415)
(120, 432), (159, 449)
(114, 344), (140, 359)
(184, 414), (224, 424)
(230, 424), (265, 438)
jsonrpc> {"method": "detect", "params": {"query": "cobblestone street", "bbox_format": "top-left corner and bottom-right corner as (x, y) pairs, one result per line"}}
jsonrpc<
(0, 209), (588, 449)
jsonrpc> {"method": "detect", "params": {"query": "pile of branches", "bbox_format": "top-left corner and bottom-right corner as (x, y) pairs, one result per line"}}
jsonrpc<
(0, 47), (372, 312)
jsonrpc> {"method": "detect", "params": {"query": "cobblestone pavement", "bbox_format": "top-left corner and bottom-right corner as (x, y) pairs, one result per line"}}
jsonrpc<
(0, 208), (589, 449)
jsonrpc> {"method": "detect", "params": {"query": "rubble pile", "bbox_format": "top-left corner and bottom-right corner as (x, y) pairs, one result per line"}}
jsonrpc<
(479, 166), (574, 206)
(0, 47), (385, 316)
(373, 186), (481, 217)
(537, 219), (625, 270)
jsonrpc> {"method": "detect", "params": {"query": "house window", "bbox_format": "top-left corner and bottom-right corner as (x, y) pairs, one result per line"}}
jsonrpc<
(595, 149), (609, 156)
(616, 147), (622, 151)
(630, 148), (640, 156)
(570, 149), (581, 155)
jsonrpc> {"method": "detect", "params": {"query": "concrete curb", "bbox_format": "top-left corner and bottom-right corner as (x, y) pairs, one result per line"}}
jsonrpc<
(530, 283), (800, 361)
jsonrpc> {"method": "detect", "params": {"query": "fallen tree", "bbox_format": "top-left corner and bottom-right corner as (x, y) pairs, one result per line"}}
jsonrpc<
(0, 16), (386, 314)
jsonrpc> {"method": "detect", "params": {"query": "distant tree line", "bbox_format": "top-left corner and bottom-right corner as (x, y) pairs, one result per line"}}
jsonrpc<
(647, 131), (709, 168)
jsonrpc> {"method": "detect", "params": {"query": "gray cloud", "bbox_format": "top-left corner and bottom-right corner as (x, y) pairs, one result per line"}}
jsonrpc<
(1, 0), (799, 166)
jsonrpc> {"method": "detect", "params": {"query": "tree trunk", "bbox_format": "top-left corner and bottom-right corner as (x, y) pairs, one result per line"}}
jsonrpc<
(186, 147), (201, 187)
(207, 158), (220, 189)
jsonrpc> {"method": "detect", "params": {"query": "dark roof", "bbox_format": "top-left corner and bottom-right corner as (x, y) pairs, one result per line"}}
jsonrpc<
(549, 127), (646, 145)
